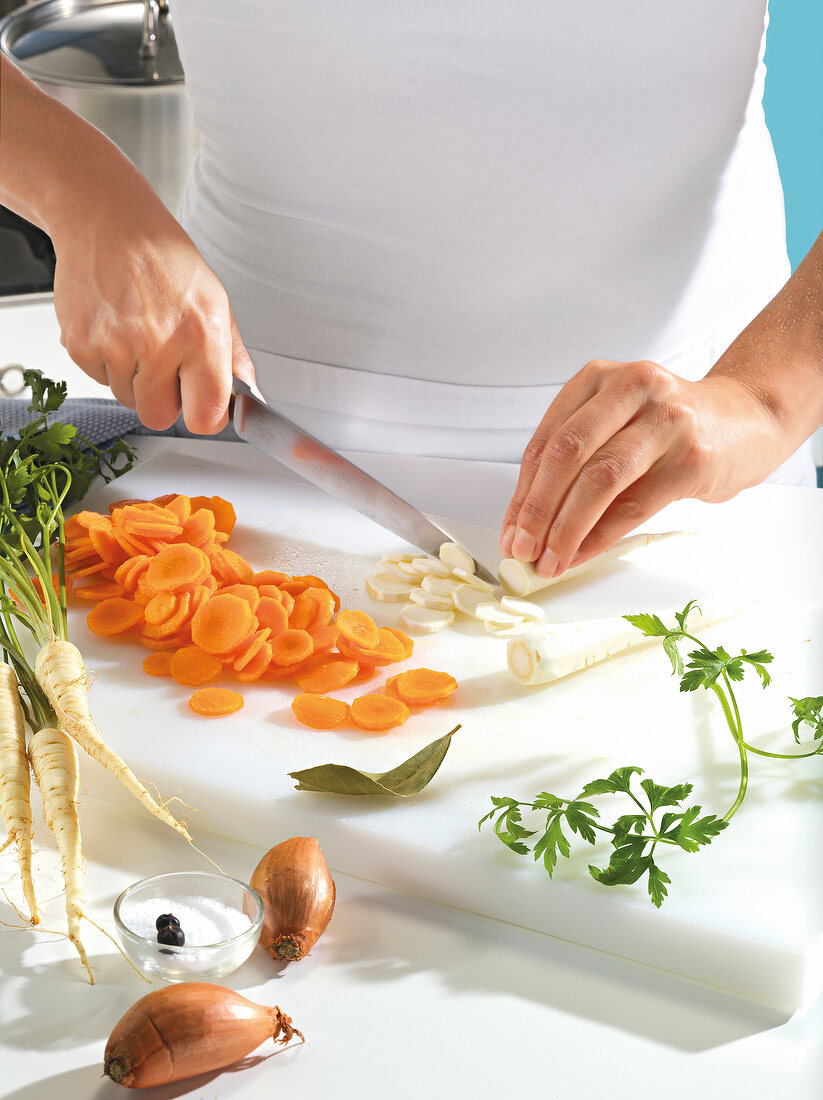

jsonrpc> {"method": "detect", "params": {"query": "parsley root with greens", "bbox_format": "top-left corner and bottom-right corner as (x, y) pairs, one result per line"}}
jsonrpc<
(0, 373), (195, 977)
(481, 600), (823, 907)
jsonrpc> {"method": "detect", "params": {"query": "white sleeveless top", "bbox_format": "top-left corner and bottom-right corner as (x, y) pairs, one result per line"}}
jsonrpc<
(172, 1), (814, 484)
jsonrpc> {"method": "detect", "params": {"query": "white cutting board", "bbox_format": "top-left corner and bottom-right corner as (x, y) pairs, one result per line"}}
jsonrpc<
(69, 445), (823, 1012)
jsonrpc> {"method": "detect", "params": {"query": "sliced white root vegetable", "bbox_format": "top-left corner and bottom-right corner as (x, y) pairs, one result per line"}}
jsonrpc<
(439, 542), (476, 574)
(484, 619), (533, 637)
(452, 568), (498, 594)
(399, 603), (455, 633)
(499, 596), (545, 621)
(378, 560), (419, 582)
(365, 574), (416, 601)
(452, 585), (493, 616)
(397, 560), (428, 579)
(474, 602), (526, 627)
(411, 556), (452, 578)
(507, 602), (736, 685)
(420, 575), (464, 598)
(409, 588), (454, 612)
(498, 530), (686, 597)
(381, 551), (418, 564)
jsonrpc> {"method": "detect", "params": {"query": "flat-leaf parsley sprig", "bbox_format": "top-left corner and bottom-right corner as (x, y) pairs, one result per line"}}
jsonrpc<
(480, 766), (726, 908)
(481, 600), (823, 907)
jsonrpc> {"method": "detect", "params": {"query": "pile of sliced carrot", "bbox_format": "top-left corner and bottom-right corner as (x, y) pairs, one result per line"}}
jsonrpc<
(65, 493), (458, 727)
(291, 666), (458, 732)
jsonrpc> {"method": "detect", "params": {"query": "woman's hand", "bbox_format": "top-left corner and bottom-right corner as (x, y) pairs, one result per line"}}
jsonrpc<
(501, 233), (823, 576)
(499, 362), (772, 575)
(51, 196), (256, 435)
(0, 54), (255, 434)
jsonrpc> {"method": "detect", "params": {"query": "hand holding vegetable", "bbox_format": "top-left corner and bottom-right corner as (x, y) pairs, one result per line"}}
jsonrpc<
(500, 233), (823, 575)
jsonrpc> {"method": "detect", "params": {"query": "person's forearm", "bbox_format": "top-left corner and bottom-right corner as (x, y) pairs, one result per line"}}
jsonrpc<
(0, 54), (152, 242)
(707, 229), (823, 448)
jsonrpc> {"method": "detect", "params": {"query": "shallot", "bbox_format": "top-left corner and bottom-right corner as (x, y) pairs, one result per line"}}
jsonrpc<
(103, 982), (303, 1089)
(251, 836), (335, 961)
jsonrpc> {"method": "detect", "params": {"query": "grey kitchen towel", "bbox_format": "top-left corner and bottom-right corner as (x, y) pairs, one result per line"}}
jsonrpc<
(0, 397), (239, 448)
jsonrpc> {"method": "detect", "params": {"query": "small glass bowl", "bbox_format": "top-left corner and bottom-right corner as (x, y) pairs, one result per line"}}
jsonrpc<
(113, 871), (264, 983)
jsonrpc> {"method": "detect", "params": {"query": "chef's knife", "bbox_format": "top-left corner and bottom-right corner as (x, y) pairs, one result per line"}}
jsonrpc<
(230, 379), (498, 584)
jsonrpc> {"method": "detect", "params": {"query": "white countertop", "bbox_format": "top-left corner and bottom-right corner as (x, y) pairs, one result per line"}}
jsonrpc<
(2, 299), (823, 1099)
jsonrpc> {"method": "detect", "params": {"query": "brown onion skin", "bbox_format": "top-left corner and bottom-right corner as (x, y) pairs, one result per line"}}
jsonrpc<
(251, 836), (336, 962)
(103, 982), (302, 1089)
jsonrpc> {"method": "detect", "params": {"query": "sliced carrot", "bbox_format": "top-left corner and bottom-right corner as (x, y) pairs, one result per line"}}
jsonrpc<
(256, 596), (289, 636)
(220, 584), (261, 612)
(350, 693), (410, 732)
(151, 590), (192, 638)
(88, 522), (128, 565)
(64, 514), (87, 539)
(151, 493), (180, 508)
(87, 598), (144, 636)
(392, 668), (458, 707)
(73, 509), (108, 530)
(210, 547), (254, 585)
(190, 593), (254, 655)
(269, 628), (314, 667)
(71, 560), (115, 580)
(382, 627), (414, 660)
(295, 655), (360, 694)
(188, 584), (213, 619)
(384, 673), (402, 699)
(144, 592), (178, 627)
(232, 627), (272, 672)
(73, 580), (125, 601)
(142, 651), (174, 677)
(165, 495), (192, 523)
(279, 579), (309, 597)
(169, 645), (223, 686)
(251, 570), (290, 587)
(289, 587), (335, 632)
(258, 585), (296, 615)
(146, 543), (210, 593)
(207, 496), (236, 536)
(114, 554), (151, 593)
(292, 575), (341, 612)
(352, 662), (379, 683)
(309, 624), (339, 653)
(189, 687), (244, 717)
(109, 497), (150, 511)
(336, 608), (380, 651)
(139, 630), (191, 651)
(234, 638), (273, 681)
(180, 508), (216, 550)
(291, 694), (350, 730)
(346, 627), (407, 666)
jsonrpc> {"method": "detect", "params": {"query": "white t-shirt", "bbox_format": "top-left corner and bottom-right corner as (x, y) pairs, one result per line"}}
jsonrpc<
(172, 0), (814, 483)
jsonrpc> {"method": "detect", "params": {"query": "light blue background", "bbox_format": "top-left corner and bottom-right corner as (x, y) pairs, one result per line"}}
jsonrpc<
(763, 0), (823, 270)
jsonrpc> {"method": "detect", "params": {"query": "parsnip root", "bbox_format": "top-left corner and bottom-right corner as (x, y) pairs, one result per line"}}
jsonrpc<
(507, 603), (739, 685)
(0, 663), (38, 924)
(35, 640), (192, 842)
(498, 531), (686, 597)
(28, 725), (93, 981)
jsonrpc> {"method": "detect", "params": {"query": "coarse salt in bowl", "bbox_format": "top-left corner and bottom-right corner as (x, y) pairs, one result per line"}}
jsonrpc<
(113, 871), (264, 982)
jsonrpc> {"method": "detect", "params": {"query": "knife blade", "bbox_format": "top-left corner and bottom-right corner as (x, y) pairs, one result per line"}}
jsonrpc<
(230, 379), (498, 584)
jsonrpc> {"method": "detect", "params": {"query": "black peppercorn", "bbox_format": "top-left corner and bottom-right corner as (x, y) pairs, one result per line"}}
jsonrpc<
(155, 913), (181, 931)
(157, 923), (185, 947)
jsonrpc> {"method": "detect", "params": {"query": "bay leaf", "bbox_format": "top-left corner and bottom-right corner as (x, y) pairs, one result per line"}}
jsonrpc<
(289, 725), (460, 796)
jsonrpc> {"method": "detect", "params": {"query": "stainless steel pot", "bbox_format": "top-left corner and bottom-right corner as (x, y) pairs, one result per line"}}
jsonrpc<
(0, 0), (196, 213)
